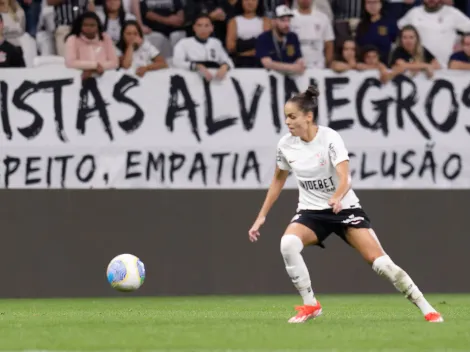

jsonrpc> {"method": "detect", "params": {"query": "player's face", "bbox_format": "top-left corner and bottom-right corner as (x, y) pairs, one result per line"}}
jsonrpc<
(401, 30), (417, 52)
(463, 36), (470, 56)
(284, 101), (312, 136)
(364, 0), (381, 16)
(81, 17), (98, 39)
(364, 50), (379, 65)
(193, 18), (213, 40)
(106, 0), (122, 12)
(423, 0), (441, 9)
(242, 0), (258, 13)
(275, 17), (291, 35)
(296, 0), (312, 10)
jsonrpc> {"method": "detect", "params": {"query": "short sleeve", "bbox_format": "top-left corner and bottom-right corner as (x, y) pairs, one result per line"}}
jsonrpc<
(327, 130), (349, 167)
(146, 42), (160, 60)
(276, 146), (291, 170)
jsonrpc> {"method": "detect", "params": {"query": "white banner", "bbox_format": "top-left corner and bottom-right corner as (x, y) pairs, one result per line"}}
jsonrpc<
(0, 67), (469, 189)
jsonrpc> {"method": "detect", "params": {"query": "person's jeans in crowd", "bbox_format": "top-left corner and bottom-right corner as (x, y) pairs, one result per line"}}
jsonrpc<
(19, 0), (42, 37)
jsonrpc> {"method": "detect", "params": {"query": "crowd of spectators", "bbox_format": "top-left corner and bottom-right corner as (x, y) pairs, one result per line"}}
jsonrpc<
(0, 0), (470, 80)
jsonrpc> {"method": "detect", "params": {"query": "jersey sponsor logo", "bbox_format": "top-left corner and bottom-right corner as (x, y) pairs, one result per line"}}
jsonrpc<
(300, 177), (335, 192)
(342, 214), (365, 225)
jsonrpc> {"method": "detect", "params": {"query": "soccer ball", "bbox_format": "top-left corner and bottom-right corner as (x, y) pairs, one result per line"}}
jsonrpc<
(106, 254), (145, 292)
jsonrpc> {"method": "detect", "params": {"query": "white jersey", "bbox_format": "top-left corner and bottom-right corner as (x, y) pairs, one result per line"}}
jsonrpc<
(290, 9), (335, 69)
(276, 126), (360, 211)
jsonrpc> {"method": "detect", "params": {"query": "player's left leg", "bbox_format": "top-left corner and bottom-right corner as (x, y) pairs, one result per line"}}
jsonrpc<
(345, 227), (443, 323)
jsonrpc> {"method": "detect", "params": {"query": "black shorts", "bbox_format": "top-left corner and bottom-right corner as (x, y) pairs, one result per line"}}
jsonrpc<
(290, 207), (371, 248)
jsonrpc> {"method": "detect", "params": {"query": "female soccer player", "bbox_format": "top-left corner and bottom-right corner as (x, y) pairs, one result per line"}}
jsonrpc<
(248, 85), (443, 324)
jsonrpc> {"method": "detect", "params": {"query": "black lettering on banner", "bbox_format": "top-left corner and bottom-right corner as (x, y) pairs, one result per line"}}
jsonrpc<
(55, 155), (73, 188)
(400, 150), (415, 179)
(37, 79), (73, 142)
(241, 151), (260, 183)
(12, 81), (44, 139)
(231, 77), (264, 131)
(461, 84), (470, 134)
(77, 78), (113, 140)
(324, 77), (353, 130)
(0, 81), (12, 140)
(380, 151), (397, 179)
(203, 79), (237, 135)
(284, 75), (299, 102)
(393, 75), (430, 139)
(356, 77), (394, 135)
(126, 151), (142, 179)
(269, 75), (281, 133)
(443, 154), (461, 180)
(3, 156), (20, 188)
(46, 156), (53, 187)
(425, 79), (458, 133)
(146, 152), (164, 182)
(360, 153), (377, 179)
(189, 152), (207, 185)
(25, 156), (41, 185)
(348, 152), (356, 178)
(169, 152), (185, 182)
(113, 74), (144, 133)
(418, 144), (436, 183)
(165, 75), (200, 142)
(212, 152), (230, 185)
(76, 154), (95, 183)
(232, 153), (239, 182)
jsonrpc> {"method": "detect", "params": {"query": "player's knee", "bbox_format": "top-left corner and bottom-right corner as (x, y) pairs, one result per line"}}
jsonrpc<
(372, 255), (402, 280)
(280, 234), (303, 257)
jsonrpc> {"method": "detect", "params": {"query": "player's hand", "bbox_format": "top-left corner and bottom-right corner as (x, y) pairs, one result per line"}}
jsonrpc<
(249, 216), (265, 242)
(328, 197), (342, 214)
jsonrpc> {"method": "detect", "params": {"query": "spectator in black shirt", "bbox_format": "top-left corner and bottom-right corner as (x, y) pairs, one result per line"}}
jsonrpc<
(141, 0), (186, 58)
(389, 24), (440, 79)
(0, 13), (25, 67)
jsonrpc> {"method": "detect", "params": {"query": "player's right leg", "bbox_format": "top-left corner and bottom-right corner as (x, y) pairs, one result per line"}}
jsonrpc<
(281, 222), (322, 323)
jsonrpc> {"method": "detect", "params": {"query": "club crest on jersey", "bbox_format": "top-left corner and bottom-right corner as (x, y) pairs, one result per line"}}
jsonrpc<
(316, 153), (326, 166)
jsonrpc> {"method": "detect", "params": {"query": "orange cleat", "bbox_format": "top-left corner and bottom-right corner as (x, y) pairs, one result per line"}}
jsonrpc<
(425, 312), (444, 323)
(288, 301), (323, 323)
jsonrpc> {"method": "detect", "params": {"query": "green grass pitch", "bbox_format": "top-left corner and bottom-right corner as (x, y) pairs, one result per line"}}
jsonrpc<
(0, 294), (469, 352)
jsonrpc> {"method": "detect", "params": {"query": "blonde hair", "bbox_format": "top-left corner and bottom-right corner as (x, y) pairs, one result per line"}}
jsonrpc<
(1, 0), (20, 22)
(399, 25), (424, 63)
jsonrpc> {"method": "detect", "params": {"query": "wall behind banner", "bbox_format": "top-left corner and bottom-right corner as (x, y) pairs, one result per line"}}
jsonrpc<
(0, 189), (467, 298)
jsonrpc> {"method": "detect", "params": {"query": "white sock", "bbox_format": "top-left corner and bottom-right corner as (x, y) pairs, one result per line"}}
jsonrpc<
(372, 255), (436, 315)
(280, 234), (317, 306)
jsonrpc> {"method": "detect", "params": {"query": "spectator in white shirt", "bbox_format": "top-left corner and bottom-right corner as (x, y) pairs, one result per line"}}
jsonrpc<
(290, 0), (334, 69)
(173, 14), (234, 81)
(116, 20), (168, 76)
(96, 0), (135, 43)
(397, 0), (470, 68)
